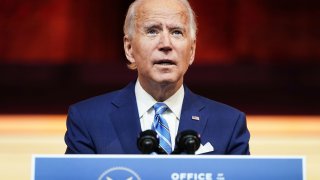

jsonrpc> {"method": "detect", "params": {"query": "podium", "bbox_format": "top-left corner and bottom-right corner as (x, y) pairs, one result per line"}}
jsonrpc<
(32, 155), (305, 180)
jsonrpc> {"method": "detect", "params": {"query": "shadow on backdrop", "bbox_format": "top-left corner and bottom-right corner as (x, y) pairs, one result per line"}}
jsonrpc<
(0, 0), (319, 114)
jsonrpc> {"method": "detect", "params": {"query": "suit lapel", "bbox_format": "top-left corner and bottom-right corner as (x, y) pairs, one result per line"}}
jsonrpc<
(178, 86), (207, 136)
(108, 83), (207, 153)
(109, 82), (141, 154)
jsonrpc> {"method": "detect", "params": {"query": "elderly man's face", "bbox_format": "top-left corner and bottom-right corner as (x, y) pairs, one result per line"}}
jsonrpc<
(124, 0), (195, 88)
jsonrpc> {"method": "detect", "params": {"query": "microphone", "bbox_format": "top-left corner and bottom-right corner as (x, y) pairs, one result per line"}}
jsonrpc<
(137, 130), (159, 154)
(173, 130), (201, 154)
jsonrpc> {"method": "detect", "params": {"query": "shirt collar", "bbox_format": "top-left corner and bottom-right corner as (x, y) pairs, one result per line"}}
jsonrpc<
(135, 80), (184, 119)
(135, 80), (157, 118)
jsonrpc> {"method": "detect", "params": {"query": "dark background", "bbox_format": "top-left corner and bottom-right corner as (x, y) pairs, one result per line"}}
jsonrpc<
(0, 0), (319, 114)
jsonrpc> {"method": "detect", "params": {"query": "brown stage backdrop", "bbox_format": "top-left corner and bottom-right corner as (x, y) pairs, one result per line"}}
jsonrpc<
(1, 0), (319, 64)
(0, 0), (319, 114)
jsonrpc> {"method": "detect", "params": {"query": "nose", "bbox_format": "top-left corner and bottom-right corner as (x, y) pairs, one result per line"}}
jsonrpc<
(158, 31), (172, 53)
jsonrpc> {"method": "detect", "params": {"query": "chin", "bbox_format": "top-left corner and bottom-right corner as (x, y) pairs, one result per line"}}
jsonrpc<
(154, 77), (180, 85)
(150, 72), (182, 84)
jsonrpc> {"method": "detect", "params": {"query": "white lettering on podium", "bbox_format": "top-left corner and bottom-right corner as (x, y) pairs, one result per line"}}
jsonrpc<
(216, 173), (225, 180)
(171, 173), (213, 180)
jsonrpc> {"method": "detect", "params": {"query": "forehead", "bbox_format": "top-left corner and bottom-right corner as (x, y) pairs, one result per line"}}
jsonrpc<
(135, 0), (189, 26)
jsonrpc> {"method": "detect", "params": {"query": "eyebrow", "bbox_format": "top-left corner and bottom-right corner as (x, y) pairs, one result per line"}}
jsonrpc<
(169, 26), (185, 31)
(143, 23), (186, 32)
(143, 23), (162, 31)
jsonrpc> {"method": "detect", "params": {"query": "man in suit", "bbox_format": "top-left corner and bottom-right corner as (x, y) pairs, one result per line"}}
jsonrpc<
(65, 0), (250, 155)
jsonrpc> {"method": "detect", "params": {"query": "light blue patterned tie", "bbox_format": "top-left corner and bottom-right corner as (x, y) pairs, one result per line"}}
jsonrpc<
(152, 102), (172, 154)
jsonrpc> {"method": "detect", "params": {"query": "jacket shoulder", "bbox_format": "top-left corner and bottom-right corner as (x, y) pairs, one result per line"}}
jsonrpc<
(195, 94), (245, 119)
(69, 90), (119, 116)
(69, 82), (135, 113)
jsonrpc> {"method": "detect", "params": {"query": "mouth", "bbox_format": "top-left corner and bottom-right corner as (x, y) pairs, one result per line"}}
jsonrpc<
(153, 59), (176, 66)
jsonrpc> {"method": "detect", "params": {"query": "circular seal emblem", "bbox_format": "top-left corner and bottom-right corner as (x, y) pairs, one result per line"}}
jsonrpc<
(98, 166), (141, 180)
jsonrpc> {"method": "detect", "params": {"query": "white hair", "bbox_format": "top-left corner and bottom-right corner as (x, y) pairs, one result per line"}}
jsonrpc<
(123, 0), (197, 40)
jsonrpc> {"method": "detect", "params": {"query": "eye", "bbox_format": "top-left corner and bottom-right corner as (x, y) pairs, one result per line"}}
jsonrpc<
(146, 28), (159, 36)
(172, 30), (183, 37)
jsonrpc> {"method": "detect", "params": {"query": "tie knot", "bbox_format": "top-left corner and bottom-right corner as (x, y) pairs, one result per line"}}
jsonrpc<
(153, 102), (168, 115)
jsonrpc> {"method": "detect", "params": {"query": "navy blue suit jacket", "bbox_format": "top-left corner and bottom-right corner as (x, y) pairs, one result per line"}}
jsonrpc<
(65, 81), (250, 154)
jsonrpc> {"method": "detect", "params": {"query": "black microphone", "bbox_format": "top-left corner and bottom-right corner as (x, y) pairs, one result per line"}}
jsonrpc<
(137, 130), (159, 154)
(173, 130), (201, 154)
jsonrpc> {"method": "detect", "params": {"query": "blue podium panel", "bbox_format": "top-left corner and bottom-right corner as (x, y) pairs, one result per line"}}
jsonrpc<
(32, 155), (305, 180)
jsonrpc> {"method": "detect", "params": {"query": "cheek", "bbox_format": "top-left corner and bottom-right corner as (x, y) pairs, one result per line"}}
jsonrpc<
(135, 39), (155, 56)
(178, 44), (192, 60)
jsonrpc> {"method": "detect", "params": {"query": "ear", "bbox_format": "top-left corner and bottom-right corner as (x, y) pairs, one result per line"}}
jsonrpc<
(123, 35), (135, 64)
(189, 39), (196, 65)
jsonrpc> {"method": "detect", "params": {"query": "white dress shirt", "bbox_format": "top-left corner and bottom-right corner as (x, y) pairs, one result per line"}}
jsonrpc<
(135, 80), (184, 150)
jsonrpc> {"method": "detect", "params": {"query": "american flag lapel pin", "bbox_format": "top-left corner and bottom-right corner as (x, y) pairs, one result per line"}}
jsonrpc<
(192, 116), (200, 121)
